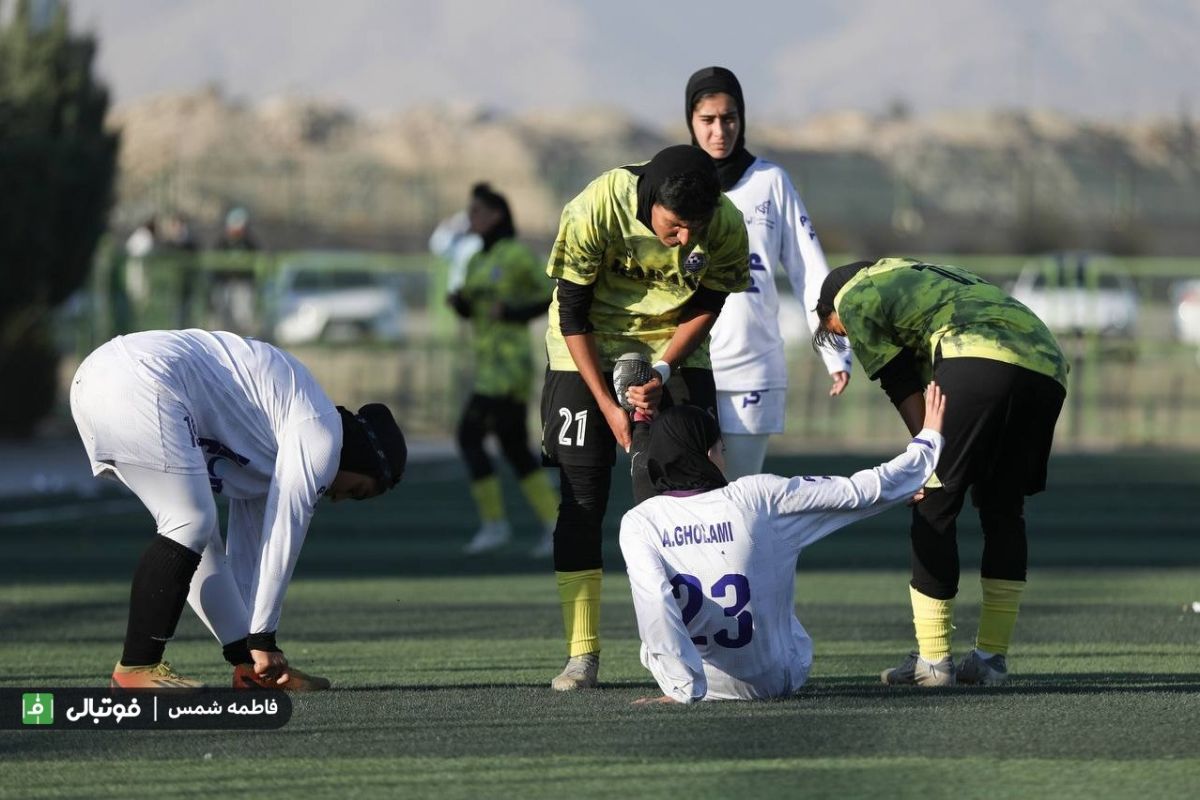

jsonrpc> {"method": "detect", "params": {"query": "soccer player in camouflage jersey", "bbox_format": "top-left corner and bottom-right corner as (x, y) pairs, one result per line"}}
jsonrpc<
(447, 184), (560, 558)
(813, 258), (1068, 686)
(541, 145), (750, 691)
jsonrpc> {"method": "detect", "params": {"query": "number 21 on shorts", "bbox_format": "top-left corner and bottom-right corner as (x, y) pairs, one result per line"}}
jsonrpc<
(557, 407), (588, 447)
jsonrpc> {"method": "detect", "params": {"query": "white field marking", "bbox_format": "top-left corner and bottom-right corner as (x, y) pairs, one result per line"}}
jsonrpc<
(0, 499), (142, 527)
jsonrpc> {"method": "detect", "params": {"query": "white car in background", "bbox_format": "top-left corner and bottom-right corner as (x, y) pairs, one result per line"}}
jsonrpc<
(1010, 253), (1139, 340)
(268, 253), (406, 345)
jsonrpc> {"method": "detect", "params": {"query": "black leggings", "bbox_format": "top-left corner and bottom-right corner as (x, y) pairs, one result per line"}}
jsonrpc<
(456, 393), (539, 481)
(909, 358), (1064, 599)
(548, 368), (718, 572)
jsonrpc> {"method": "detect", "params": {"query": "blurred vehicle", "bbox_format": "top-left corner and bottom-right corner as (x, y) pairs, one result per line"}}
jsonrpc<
(1171, 279), (1200, 357)
(267, 252), (405, 345)
(1010, 252), (1139, 339)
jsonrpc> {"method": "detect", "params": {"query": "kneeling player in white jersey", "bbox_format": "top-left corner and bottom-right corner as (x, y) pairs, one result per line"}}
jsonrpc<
(70, 330), (408, 690)
(619, 385), (945, 703)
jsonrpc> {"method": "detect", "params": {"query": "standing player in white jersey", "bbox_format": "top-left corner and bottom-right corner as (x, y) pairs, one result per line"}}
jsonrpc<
(619, 384), (945, 703)
(685, 67), (852, 479)
(70, 329), (408, 690)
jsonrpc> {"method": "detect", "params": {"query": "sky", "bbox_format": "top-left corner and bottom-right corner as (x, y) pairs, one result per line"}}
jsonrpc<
(55, 0), (1200, 125)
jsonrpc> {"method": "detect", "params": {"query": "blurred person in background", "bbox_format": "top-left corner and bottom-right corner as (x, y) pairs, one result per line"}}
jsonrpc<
(123, 216), (158, 303)
(210, 206), (260, 333)
(216, 206), (259, 251)
(684, 66), (852, 480)
(447, 183), (560, 558)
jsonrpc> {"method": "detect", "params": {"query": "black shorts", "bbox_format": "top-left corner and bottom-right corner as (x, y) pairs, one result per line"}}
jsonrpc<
(932, 357), (1066, 497)
(540, 367), (717, 468)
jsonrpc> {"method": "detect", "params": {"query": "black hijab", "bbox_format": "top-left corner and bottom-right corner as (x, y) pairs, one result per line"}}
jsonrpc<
(685, 66), (756, 191)
(646, 405), (728, 495)
(337, 403), (408, 490)
(625, 144), (719, 231)
(471, 182), (516, 252)
(816, 260), (875, 318)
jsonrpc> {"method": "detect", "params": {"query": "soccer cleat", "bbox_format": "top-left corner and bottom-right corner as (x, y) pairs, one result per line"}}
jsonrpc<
(880, 651), (956, 687)
(233, 663), (331, 692)
(612, 353), (654, 413)
(956, 650), (1009, 686)
(550, 653), (600, 691)
(529, 522), (555, 559)
(111, 661), (205, 690)
(463, 520), (512, 555)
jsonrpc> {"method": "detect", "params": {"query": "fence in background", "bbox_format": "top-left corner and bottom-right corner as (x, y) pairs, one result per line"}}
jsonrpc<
(55, 247), (1200, 451)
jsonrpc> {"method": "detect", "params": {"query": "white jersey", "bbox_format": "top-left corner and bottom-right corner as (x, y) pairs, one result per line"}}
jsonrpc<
(709, 158), (851, 391)
(618, 429), (943, 702)
(75, 330), (340, 635)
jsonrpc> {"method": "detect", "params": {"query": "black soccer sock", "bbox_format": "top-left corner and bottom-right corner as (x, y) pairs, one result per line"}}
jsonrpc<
(222, 638), (254, 667)
(121, 536), (203, 667)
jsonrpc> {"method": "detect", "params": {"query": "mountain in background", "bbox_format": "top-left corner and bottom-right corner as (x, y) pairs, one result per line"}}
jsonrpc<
(108, 89), (1200, 255)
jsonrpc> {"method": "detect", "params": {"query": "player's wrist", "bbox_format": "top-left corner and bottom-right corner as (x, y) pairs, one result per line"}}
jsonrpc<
(652, 361), (670, 385)
(246, 631), (281, 653)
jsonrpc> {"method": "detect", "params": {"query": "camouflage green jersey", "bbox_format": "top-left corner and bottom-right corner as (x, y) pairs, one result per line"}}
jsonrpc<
(545, 165), (750, 371)
(461, 238), (552, 401)
(835, 258), (1068, 387)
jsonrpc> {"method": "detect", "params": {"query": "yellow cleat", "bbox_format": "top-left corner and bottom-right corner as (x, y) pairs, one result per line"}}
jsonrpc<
(111, 661), (205, 690)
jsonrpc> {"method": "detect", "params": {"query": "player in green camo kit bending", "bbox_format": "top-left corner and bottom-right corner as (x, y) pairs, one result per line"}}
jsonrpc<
(812, 258), (1068, 687)
(447, 183), (560, 558)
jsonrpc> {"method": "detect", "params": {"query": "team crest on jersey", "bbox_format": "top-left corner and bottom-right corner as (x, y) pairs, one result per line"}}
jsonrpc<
(746, 198), (775, 230)
(683, 251), (706, 273)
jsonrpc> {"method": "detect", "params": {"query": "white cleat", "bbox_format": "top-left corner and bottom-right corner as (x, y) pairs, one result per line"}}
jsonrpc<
(551, 653), (600, 691)
(529, 522), (555, 559)
(463, 520), (512, 555)
(956, 649), (1009, 686)
(881, 651), (956, 687)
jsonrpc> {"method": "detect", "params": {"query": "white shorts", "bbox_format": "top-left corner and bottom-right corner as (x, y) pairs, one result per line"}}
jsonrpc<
(715, 389), (786, 436)
(70, 340), (206, 477)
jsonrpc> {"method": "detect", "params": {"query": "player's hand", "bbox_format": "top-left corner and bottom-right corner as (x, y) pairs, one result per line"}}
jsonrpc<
(829, 371), (851, 397)
(251, 649), (290, 686)
(922, 381), (947, 433)
(602, 401), (633, 452)
(626, 374), (663, 414)
(631, 694), (679, 706)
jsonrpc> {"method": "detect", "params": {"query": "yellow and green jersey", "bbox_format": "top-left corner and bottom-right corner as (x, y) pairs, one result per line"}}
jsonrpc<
(545, 166), (750, 371)
(461, 238), (552, 401)
(835, 258), (1068, 387)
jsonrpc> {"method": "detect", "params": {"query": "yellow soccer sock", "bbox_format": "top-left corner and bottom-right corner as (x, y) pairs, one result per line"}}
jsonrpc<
(910, 585), (955, 662)
(976, 578), (1025, 656)
(556, 569), (602, 657)
(469, 476), (505, 523)
(519, 471), (560, 526)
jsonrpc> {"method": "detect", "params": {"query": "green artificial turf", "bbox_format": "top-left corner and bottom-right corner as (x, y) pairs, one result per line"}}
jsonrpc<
(2, 451), (1199, 798)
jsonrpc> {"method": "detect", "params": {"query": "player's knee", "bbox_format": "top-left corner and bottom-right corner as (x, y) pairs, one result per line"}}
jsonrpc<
(159, 503), (218, 554)
(910, 575), (958, 601)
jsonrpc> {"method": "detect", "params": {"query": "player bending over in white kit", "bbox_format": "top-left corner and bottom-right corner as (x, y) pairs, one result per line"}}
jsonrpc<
(619, 384), (946, 703)
(70, 329), (408, 690)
